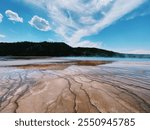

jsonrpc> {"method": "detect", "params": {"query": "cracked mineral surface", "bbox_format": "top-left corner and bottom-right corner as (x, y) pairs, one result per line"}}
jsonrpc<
(0, 59), (150, 113)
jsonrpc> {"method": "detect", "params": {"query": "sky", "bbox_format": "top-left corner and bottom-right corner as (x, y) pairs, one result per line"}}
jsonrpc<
(0, 0), (150, 54)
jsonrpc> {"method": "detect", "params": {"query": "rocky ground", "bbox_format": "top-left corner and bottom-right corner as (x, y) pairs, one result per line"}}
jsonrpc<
(0, 61), (150, 113)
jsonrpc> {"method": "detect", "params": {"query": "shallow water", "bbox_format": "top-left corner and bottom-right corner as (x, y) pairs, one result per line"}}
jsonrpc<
(0, 56), (150, 68)
(63, 56), (150, 62)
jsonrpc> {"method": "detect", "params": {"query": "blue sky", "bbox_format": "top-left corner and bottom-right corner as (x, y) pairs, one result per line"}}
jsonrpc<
(0, 0), (150, 54)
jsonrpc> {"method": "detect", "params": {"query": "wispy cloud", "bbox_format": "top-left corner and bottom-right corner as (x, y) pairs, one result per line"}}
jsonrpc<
(0, 34), (6, 38)
(73, 40), (102, 48)
(124, 1), (150, 21)
(125, 10), (150, 21)
(0, 13), (3, 23)
(29, 15), (51, 31)
(69, 0), (147, 44)
(24, 0), (146, 47)
(5, 10), (23, 23)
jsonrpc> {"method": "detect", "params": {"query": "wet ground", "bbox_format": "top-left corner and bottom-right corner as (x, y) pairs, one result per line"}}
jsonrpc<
(0, 58), (150, 113)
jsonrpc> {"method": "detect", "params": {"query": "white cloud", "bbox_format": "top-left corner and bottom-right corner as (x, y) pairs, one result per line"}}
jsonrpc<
(72, 40), (102, 48)
(69, 0), (146, 44)
(0, 13), (3, 23)
(80, 16), (97, 25)
(24, 0), (146, 48)
(125, 10), (150, 21)
(29, 15), (51, 31)
(5, 10), (23, 23)
(0, 34), (6, 38)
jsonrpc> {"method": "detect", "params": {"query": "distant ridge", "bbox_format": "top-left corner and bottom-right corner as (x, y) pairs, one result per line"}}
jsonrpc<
(0, 41), (150, 58)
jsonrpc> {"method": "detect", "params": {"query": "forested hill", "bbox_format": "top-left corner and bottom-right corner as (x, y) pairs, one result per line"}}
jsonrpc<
(0, 41), (121, 57)
(0, 41), (149, 58)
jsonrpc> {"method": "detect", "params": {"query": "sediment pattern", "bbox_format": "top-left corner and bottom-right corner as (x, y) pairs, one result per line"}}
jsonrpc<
(0, 63), (150, 113)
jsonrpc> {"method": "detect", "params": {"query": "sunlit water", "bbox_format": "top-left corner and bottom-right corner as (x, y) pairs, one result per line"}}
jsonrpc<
(0, 56), (150, 67)
(63, 56), (150, 62)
